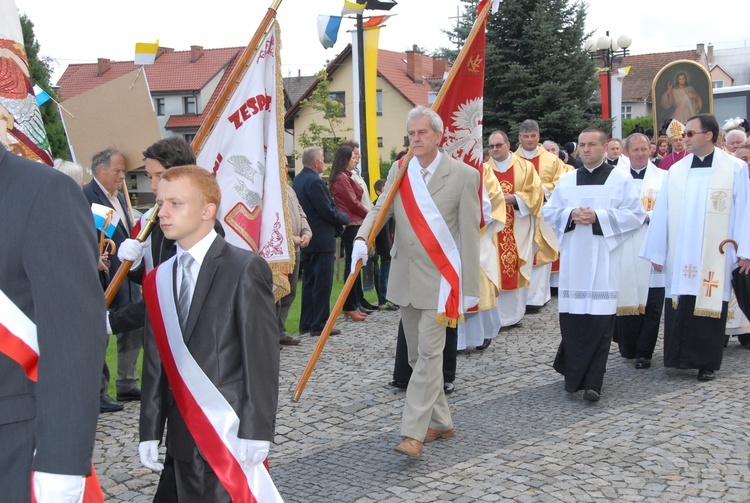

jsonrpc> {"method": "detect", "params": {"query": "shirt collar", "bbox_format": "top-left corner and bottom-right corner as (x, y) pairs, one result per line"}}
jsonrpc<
(522, 147), (539, 158)
(94, 176), (117, 199)
(176, 228), (218, 268)
(411, 150), (442, 176)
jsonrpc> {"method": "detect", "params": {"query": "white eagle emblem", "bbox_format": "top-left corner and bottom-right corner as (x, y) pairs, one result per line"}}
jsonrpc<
(441, 97), (484, 167)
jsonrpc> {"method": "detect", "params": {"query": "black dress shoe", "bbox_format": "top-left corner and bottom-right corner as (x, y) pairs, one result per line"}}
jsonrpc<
(583, 389), (600, 402)
(117, 388), (141, 402)
(357, 306), (375, 315)
(100, 395), (124, 413)
(443, 382), (454, 394)
(697, 369), (715, 381)
(476, 338), (492, 350)
(360, 301), (379, 311)
(388, 380), (408, 390)
(634, 357), (651, 369)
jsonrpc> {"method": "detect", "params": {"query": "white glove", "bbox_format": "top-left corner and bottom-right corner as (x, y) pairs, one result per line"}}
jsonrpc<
(118, 238), (148, 269)
(351, 239), (369, 274)
(105, 310), (112, 334)
(239, 439), (270, 469)
(32, 472), (85, 503)
(139, 440), (164, 472)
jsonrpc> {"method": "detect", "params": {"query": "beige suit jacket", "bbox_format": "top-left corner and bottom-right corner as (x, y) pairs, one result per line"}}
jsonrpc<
(357, 154), (481, 310)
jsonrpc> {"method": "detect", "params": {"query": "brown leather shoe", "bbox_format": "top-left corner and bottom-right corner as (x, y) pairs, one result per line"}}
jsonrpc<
(424, 427), (455, 443)
(394, 437), (423, 458)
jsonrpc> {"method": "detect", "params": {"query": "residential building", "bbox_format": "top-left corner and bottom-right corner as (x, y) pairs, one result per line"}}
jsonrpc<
(284, 45), (448, 176)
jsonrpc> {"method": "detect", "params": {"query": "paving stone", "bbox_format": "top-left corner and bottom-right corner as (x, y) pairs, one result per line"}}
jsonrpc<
(92, 299), (750, 502)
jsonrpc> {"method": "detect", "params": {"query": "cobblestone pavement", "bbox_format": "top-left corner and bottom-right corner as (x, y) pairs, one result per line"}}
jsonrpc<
(96, 298), (750, 502)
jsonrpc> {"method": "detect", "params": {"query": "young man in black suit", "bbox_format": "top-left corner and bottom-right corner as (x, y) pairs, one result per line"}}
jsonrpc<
(139, 166), (280, 501)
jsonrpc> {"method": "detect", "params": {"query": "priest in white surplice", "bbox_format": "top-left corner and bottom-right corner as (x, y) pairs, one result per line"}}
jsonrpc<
(613, 133), (665, 370)
(641, 114), (750, 382)
(542, 128), (645, 402)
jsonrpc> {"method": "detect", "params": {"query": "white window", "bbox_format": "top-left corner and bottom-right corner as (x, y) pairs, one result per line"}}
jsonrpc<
(184, 96), (197, 115)
(621, 105), (632, 120)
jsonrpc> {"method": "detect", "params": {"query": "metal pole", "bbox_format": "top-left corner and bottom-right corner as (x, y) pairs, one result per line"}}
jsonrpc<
(356, 14), (369, 188)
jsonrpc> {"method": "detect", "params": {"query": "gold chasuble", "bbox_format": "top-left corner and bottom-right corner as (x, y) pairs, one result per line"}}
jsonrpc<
(489, 154), (543, 291)
(516, 147), (561, 266)
(476, 164), (507, 310)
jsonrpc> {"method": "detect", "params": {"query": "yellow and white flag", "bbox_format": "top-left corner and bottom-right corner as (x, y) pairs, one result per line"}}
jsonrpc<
(134, 40), (159, 65)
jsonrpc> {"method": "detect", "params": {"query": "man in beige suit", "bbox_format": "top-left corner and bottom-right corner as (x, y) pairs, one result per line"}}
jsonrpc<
(352, 106), (480, 458)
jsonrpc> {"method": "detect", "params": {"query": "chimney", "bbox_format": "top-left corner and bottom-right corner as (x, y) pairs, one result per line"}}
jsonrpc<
(696, 43), (705, 57)
(405, 45), (423, 84)
(707, 43), (714, 64)
(97, 58), (111, 76)
(156, 47), (173, 59)
(432, 57), (446, 79)
(190, 45), (204, 63)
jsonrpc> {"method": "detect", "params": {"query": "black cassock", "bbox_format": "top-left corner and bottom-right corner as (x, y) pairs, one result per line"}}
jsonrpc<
(553, 164), (616, 394)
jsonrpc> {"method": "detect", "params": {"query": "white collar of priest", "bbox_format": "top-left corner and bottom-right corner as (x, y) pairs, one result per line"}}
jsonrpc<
(522, 147), (539, 158)
(491, 155), (511, 172)
(691, 149), (715, 168)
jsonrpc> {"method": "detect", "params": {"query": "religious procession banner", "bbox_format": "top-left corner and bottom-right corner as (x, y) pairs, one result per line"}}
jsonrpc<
(0, 0), (52, 165)
(194, 21), (293, 300)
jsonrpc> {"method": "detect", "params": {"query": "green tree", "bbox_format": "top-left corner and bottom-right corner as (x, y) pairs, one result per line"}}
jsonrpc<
(483, 0), (599, 144)
(19, 14), (71, 160)
(296, 69), (350, 163)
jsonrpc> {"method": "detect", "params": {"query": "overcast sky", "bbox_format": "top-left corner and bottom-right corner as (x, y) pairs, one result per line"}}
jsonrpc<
(11, 0), (750, 85)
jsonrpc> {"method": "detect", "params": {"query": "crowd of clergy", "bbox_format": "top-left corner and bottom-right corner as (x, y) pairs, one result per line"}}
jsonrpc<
(469, 113), (750, 403)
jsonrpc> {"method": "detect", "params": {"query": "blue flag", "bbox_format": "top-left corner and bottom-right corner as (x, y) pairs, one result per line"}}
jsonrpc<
(317, 15), (342, 49)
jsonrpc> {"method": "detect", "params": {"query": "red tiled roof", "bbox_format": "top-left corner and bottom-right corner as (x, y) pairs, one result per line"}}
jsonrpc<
(56, 47), (243, 100)
(616, 50), (701, 103)
(377, 48), (446, 107)
(164, 115), (202, 129)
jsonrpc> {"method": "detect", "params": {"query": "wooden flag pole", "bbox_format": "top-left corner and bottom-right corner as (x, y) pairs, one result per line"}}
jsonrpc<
(104, 204), (160, 307)
(292, 151), (411, 402)
(291, 1), (494, 402)
(191, 0), (283, 155)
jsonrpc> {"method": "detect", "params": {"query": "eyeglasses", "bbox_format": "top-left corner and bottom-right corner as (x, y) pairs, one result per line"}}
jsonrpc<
(488, 143), (506, 149)
(682, 131), (707, 138)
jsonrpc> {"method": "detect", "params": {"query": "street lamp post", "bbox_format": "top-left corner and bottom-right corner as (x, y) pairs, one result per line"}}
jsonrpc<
(585, 31), (632, 122)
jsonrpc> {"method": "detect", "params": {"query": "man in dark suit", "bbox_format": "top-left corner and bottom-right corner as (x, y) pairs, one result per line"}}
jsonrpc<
(139, 166), (280, 501)
(0, 144), (106, 501)
(83, 148), (143, 412)
(293, 146), (349, 336)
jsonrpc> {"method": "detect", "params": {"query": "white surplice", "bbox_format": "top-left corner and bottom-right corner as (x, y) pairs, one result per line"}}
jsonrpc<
(542, 166), (645, 315)
(641, 149), (750, 303)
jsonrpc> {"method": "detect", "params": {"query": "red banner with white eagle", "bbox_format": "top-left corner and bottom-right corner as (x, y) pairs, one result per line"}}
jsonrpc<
(195, 21), (293, 299)
(437, 0), (497, 171)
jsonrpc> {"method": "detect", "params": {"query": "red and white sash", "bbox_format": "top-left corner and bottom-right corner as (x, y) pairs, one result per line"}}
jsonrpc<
(0, 288), (39, 381)
(0, 288), (104, 502)
(144, 261), (283, 502)
(399, 161), (467, 327)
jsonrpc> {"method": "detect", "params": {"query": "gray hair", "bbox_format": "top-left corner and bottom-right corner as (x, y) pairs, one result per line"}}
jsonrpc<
(302, 146), (323, 167)
(624, 133), (650, 151)
(91, 148), (125, 173)
(726, 129), (747, 142)
(53, 158), (83, 185)
(406, 106), (443, 134)
(542, 140), (559, 150)
(518, 119), (540, 134)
